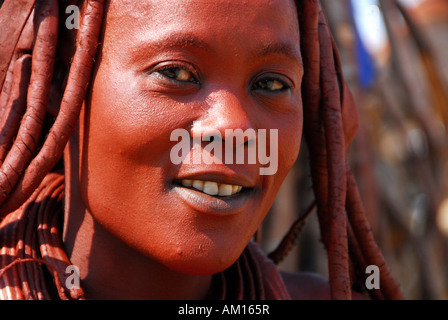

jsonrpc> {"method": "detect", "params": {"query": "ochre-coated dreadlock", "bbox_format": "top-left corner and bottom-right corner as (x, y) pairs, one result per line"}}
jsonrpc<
(0, 0), (404, 300)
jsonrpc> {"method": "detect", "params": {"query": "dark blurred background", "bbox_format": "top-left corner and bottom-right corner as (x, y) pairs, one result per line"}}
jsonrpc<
(262, 0), (448, 300)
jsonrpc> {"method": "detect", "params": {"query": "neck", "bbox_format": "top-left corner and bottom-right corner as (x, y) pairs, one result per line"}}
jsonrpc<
(62, 138), (213, 300)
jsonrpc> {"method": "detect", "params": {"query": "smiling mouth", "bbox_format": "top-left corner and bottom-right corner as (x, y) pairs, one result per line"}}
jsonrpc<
(172, 178), (255, 215)
(179, 179), (244, 197)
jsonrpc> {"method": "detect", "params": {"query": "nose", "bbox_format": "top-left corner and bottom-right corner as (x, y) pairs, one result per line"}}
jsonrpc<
(191, 89), (257, 146)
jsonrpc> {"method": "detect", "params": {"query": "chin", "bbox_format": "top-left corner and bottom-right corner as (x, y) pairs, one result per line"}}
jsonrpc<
(160, 243), (246, 276)
(168, 259), (236, 276)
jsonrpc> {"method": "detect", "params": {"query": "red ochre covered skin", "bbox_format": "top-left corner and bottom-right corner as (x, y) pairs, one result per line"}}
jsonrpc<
(64, 0), (303, 299)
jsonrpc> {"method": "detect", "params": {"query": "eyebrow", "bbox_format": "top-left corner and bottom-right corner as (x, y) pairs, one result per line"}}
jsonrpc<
(133, 32), (303, 69)
(134, 32), (213, 54)
(255, 42), (303, 69)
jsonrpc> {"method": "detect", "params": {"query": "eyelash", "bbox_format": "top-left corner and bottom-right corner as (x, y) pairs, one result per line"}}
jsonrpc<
(153, 65), (291, 93)
(154, 65), (199, 85)
(251, 78), (291, 92)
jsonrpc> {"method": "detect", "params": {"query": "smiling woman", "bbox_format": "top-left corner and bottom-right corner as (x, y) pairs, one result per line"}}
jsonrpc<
(0, 0), (403, 300)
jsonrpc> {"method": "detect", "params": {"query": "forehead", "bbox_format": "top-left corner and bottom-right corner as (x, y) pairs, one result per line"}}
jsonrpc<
(102, 0), (300, 43)
(106, 0), (298, 19)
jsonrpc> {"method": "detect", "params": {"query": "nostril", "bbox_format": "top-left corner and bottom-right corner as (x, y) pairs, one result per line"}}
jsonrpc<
(203, 134), (221, 143)
(245, 138), (256, 147)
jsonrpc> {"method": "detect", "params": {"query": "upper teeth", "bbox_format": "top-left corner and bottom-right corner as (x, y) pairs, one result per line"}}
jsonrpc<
(181, 179), (243, 196)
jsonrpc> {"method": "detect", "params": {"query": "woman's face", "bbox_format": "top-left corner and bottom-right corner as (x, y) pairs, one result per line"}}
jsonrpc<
(80, 0), (303, 275)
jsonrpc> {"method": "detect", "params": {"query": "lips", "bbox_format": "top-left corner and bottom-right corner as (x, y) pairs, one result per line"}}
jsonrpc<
(172, 172), (257, 215)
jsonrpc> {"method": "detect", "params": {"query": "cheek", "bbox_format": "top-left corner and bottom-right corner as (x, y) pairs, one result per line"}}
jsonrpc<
(256, 112), (303, 217)
(87, 90), (169, 156)
(260, 91), (303, 179)
(78, 66), (174, 223)
(281, 125), (302, 172)
(275, 110), (303, 178)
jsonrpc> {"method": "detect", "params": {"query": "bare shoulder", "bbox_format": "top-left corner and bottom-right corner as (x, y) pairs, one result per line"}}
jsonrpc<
(280, 271), (369, 300)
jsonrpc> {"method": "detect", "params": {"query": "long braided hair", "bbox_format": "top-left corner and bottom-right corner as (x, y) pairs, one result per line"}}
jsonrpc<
(0, 0), (404, 300)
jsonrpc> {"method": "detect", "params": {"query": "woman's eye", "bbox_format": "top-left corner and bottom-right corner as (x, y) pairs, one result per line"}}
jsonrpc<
(253, 78), (290, 92)
(156, 66), (197, 83)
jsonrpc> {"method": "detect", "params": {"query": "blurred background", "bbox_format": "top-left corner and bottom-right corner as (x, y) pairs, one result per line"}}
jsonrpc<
(261, 0), (448, 300)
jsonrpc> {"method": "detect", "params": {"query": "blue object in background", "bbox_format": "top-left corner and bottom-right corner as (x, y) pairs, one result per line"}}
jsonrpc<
(349, 0), (379, 89)
(356, 29), (377, 88)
